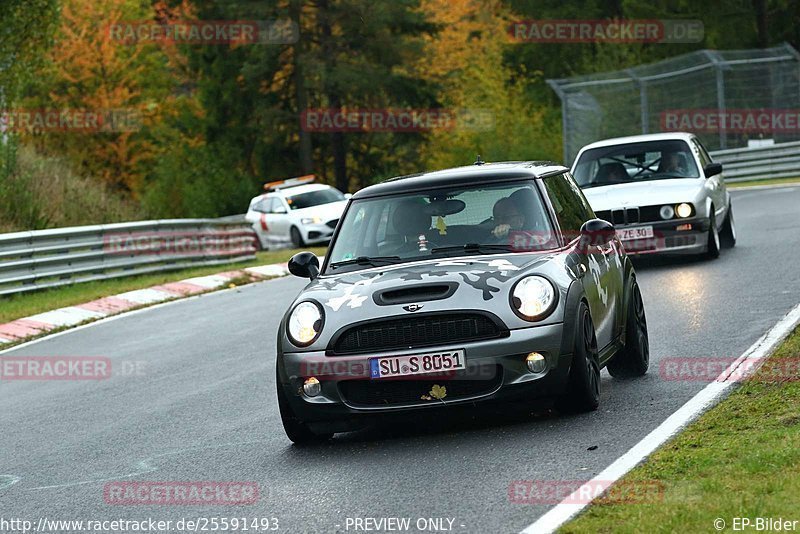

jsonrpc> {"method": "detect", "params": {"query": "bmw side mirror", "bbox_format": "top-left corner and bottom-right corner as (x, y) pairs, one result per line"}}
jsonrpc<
(288, 252), (320, 280)
(704, 162), (722, 178)
(579, 218), (616, 249)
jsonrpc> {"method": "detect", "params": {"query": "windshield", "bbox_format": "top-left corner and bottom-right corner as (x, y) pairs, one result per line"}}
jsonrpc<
(573, 140), (700, 188)
(325, 180), (555, 273)
(286, 188), (345, 210)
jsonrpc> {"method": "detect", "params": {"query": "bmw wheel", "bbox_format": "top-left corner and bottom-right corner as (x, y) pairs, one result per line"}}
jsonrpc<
(720, 203), (736, 249)
(704, 209), (720, 259)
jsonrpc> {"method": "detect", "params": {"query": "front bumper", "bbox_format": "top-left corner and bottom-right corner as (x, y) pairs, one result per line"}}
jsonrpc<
(277, 323), (571, 431)
(617, 217), (710, 256)
(300, 221), (336, 244)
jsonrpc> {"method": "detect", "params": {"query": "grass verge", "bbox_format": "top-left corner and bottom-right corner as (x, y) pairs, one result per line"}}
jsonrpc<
(0, 247), (327, 325)
(728, 176), (800, 188)
(561, 325), (800, 533)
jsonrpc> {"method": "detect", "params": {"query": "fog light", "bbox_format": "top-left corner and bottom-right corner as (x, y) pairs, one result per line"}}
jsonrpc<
(303, 377), (321, 397)
(526, 352), (547, 373)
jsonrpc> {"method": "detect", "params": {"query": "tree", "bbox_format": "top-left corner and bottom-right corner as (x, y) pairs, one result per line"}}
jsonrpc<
(418, 0), (560, 167)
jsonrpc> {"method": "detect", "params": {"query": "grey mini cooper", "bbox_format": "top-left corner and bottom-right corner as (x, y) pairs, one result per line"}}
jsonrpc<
(276, 162), (649, 443)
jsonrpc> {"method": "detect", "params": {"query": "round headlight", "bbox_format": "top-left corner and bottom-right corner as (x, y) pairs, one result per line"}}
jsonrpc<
(659, 205), (675, 220)
(676, 203), (692, 218)
(287, 301), (323, 346)
(511, 276), (557, 321)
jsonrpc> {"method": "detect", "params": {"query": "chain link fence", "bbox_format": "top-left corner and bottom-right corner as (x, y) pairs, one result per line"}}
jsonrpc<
(548, 43), (800, 163)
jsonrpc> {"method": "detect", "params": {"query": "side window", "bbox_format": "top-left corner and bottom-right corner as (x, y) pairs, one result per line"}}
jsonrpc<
(564, 172), (595, 219)
(252, 197), (272, 213)
(543, 173), (592, 235)
(271, 197), (287, 213)
(692, 138), (712, 168)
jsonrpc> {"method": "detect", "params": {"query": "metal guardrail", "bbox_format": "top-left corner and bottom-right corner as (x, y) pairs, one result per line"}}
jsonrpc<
(710, 141), (800, 182)
(0, 219), (257, 297)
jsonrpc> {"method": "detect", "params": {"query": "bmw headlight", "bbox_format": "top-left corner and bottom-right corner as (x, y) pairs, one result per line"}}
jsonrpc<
(659, 205), (675, 220)
(511, 276), (557, 321)
(287, 301), (324, 346)
(676, 203), (693, 218)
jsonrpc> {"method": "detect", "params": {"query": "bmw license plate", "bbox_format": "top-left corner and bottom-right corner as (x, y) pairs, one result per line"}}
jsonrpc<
(617, 226), (654, 241)
(370, 349), (466, 379)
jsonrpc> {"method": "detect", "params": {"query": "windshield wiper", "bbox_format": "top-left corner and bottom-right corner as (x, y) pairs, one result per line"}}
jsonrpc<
(431, 243), (515, 255)
(329, 255), (401, 269)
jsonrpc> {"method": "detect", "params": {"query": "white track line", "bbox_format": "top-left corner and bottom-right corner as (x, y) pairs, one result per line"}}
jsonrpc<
(521, 302), (800, 534)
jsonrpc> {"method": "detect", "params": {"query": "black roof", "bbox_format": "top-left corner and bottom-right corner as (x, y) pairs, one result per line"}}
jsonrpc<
(350, 161), (568, 199)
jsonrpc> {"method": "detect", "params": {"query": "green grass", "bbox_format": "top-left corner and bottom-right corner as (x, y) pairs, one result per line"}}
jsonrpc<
(0, 247), (326, 325)
(728, 176), (800, 188)
(561, 326), (800, 533)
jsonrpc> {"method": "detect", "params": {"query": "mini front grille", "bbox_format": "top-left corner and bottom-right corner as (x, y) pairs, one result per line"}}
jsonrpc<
(338, 366), (502, 407)
(330, 313), (505, 355)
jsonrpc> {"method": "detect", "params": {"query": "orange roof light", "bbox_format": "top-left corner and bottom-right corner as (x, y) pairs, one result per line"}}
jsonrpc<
(263, 174), (316, 191)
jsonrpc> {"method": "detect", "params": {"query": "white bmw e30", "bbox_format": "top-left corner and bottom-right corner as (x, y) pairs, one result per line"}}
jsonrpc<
(571, 132), (736, 258)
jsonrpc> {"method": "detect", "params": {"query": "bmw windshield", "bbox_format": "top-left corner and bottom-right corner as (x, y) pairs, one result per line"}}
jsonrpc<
(573, 140), (701, 188)
(325, 180), (556, 273)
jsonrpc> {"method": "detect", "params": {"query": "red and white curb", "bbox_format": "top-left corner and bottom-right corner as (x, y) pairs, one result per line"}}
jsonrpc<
(0, 260), (307, 346)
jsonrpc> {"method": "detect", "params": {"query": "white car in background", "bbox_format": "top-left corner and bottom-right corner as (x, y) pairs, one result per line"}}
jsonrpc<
(571, 132), (736, 259)
(245, 177), (349, 249)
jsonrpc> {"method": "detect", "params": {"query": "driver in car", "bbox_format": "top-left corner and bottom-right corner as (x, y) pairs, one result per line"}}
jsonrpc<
(659, 150), (688, 175)
(491, 197), (525, 239)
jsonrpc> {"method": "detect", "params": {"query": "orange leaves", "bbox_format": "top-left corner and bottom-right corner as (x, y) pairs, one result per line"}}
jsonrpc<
(25, 0), (198, 195)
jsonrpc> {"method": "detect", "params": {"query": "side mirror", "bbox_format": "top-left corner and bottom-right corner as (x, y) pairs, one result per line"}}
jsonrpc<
(288, 252), (320, 280)
(704, 162), (723, 178)
(273, 205), (288, 214)
(579, 218), (615, 250)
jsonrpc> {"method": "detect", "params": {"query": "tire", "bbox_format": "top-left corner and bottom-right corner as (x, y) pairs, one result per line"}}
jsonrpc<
(557, 302), (600, 413)
(704, 208), (720, 259)
(290, 226), (305, 248)
(720, 203), (736, 249)
(607, 278), (649, 378)
(276, 367), (332, 445)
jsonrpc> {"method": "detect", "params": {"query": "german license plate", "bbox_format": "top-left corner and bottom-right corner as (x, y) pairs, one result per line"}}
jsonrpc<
(370, 349), (466, 379)
(617, 226), (654, 240)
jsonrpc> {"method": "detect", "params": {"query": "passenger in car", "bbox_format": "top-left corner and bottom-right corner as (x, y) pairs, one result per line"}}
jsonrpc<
(594, 162), (628, 185)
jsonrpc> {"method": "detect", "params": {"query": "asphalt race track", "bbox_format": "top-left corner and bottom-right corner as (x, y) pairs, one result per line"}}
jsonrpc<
(1, 186), (799, 534)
